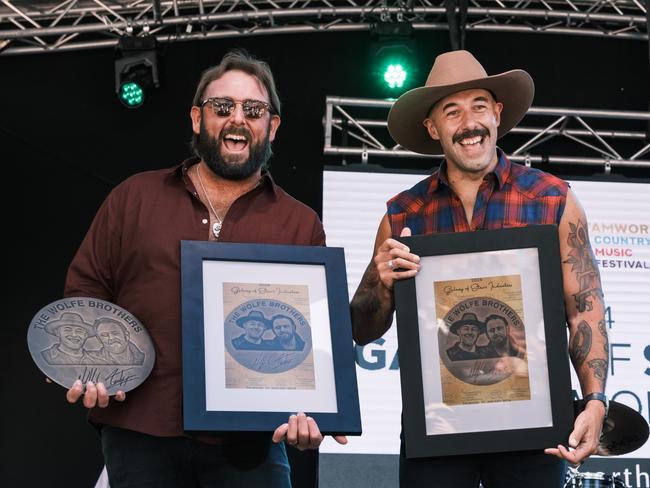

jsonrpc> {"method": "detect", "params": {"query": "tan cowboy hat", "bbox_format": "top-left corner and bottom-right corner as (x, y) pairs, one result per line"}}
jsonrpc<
(387, 50), (534, 155)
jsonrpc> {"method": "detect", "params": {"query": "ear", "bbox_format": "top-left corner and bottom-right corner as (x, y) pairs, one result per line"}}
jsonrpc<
(190, 105), (202, 135)
(493, 101), (504, 128)
(268, 114), (281, 143)
(423, 118), (440, 141)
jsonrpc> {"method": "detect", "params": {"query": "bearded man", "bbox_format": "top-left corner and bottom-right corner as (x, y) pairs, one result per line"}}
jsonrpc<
(63, 49), (345, 488)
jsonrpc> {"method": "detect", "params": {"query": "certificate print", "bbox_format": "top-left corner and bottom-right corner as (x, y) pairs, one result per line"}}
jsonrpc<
(434, 275), (530, 406)
(223, 282), (315, 390)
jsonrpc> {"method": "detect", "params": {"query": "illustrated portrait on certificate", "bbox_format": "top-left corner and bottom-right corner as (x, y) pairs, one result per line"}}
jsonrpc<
(222, 282), (315, 390)
(435, 275), (530, 406)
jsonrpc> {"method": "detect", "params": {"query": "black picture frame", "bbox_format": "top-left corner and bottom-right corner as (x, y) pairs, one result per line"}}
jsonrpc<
(180, 240), (361, 436)
(394, 225), (573, 458)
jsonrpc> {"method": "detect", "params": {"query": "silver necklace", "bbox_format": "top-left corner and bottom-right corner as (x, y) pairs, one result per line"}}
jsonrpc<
(196, 164), (223, 238)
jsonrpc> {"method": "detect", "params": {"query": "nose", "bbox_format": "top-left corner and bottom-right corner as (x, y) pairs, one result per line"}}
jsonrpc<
(229, 102), (246, 125)
(458, 110), (479, 130)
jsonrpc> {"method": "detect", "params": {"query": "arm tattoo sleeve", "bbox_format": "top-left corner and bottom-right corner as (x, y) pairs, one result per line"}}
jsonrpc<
(563, 219), (603, 313)
(569, 320), (592, 367)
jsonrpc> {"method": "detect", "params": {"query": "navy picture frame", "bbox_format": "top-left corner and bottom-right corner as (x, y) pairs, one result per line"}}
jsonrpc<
(180, 240), (361, 436)
(394, 225), (574, 458)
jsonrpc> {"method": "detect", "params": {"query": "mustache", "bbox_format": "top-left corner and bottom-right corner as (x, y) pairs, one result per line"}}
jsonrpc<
(452, 127), (489, 144)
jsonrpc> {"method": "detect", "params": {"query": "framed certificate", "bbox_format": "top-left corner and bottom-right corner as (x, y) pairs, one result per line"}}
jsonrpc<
(180, 241), (361, 436)
(394, 225), (573, 458)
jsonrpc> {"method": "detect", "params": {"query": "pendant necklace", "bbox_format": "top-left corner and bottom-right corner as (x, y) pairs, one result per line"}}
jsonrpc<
(196, 164), (223, 239)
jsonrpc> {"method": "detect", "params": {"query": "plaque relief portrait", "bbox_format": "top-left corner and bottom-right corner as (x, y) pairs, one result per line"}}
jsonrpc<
(28, 298), (155, 393)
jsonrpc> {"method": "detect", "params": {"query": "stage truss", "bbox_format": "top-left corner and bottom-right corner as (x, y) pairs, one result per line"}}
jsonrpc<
(323, 96), (650, 170)
(0, 0), (647, 55)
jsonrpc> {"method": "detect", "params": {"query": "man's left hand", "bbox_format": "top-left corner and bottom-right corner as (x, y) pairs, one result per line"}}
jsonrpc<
(545, 400), (605, 464)
(272, 412), (348, 450)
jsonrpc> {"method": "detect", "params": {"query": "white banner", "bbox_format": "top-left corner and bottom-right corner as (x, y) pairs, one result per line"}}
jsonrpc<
(321, 170), (649, 477)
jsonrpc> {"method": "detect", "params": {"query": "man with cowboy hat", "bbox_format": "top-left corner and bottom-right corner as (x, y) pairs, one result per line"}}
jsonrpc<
(232, 310), (274, 350)
(350, 50), (608, 487)
(446, 312), (487, 361)
(41, 312), (96, 365)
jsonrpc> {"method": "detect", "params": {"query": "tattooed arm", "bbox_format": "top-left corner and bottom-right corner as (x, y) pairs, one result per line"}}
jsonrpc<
(350, 215), (420, 345)
(545, 189), (609, 464)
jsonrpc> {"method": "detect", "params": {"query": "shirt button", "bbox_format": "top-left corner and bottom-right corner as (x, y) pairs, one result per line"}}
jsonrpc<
(202, 219), (208, 224)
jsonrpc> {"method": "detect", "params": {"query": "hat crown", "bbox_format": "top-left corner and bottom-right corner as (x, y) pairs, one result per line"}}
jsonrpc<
(57, 312), (88, 326)
(425, 50), (488, 89)
(459, 312), (479, 322)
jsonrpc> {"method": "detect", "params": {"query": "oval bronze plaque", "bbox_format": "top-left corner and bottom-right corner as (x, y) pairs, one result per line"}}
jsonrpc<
(27, 297), (155, 394)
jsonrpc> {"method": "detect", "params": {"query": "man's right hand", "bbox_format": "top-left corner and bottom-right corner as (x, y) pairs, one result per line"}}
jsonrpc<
(373, 226), (420, 290)
(350, 216), (420, 345)
(65, 380), (125, 408)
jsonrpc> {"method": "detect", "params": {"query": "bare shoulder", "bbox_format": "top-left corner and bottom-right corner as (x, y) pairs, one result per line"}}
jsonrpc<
(374, 214), (392, 251)
(560, 188), (588, 224)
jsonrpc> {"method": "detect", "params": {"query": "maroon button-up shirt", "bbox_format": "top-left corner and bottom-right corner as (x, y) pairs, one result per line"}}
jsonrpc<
(64, 158), (325, 437)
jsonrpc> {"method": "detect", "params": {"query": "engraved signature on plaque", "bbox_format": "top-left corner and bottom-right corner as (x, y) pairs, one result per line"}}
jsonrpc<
(27, 298), (155, 393)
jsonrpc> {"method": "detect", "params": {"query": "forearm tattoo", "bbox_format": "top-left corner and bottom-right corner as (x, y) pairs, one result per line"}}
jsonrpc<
(598, 319), (609, 355)
(354, 262), (383, 315)
(563, 219), (603, 313)
(570, 320), (592, 367)
(587, 358), (608, 388)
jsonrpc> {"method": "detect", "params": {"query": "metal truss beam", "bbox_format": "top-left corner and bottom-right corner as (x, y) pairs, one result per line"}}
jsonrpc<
(0, 0), (647, 55)
(323, 96), (650, 171)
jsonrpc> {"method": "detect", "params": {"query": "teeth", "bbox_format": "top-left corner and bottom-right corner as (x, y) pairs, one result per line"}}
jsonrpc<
(459, 136), (482, 145)
(225, 134), (246, 141)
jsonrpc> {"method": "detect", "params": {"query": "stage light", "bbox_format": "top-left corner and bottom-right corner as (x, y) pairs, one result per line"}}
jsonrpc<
(384, 64), (407, 88)
(114, 35), (160, 108)
(371, 22), (416, 94)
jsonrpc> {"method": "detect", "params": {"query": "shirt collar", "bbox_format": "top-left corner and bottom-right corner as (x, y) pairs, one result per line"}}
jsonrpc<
(435, 148), (510, 191)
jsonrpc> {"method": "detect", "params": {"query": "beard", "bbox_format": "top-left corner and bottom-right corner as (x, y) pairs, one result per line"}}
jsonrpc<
(193, 119), (273, 180)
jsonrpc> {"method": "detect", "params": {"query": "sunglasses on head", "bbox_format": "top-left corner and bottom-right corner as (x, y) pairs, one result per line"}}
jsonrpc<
(200, 97), (273, 119)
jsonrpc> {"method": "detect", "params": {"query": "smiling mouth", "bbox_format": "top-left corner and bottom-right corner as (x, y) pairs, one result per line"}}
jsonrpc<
(453, 128), (489, 147)
(223, 133), (249, 152)
(459, 135), (484, 146)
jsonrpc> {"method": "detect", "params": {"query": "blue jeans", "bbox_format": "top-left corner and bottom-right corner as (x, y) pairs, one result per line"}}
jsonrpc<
(101, 426), (291, 488)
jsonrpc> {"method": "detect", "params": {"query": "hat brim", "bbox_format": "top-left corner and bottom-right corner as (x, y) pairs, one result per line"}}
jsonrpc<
(387, 70), (534, 155)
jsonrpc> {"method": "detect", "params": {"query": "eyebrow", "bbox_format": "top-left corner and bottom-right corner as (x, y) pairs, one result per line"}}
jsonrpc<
(441, 102), (458, 112)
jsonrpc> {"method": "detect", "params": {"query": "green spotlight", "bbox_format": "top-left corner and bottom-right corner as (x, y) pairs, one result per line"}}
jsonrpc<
(119, 81), (144, 108)
(114, 35), (159, 109)
(383, 64), (407, 89)
(371, 22), (417, 95)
